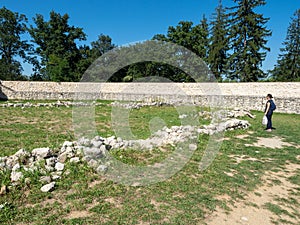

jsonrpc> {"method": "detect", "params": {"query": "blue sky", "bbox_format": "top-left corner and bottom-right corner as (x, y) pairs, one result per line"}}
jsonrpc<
(1, 0), (299, 74)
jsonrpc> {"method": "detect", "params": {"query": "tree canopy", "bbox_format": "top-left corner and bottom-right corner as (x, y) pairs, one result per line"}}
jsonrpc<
(270, 9), (300, 81)
(0, 7), (30, 80)
(0, 2), (298, 82)
(208, 1), (229, 81)
(28, 11), (87, 81)
(225, 0), (271, 81)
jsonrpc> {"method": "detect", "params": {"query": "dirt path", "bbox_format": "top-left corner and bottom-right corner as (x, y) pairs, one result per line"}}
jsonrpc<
(205, 136), (300, 225)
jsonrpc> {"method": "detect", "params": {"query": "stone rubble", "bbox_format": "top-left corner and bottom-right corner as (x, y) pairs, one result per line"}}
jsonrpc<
(199, 108), (256, 120)
(0, 108), (251, 193)
(0, 101), (101, 108)
(110, 101), (170, 109)
(0, 99), (256, 121)
(0, 140), (84, 193)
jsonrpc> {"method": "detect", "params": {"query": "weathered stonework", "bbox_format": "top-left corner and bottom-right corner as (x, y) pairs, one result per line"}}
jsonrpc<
(1, 81), (299, 114)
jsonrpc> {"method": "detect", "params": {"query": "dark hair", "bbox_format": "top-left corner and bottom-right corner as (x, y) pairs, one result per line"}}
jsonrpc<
(267, 94), (273, 98)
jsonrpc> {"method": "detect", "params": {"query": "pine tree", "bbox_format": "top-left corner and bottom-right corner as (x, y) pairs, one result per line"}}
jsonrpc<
(226, 0), (271, 81)
(208, 0), (229, 80)
(193, 15), (210, 61)
(271, 9), (300, 81)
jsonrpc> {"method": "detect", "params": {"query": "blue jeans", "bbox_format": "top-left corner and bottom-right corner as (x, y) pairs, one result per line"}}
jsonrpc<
(266, 111), (273, 129)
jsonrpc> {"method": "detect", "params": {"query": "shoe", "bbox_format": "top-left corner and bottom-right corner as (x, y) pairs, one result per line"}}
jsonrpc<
(266, 129), (272, 132)
(271, 127), (276, 130)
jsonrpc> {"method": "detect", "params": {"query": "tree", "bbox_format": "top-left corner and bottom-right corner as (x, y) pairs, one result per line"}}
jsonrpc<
(90, 34), (116, 60)
(226, 0), (271, 81)
(271, 9), (300, 81)
(29, 11), (86, 81)
(0, 7), (30, 80)
(124, 19), (210, 82)
(154, 19), (210, 60)
(198, 15), (210, 60)
(208, 0), (229, 80)
(75, 34), (116, 79)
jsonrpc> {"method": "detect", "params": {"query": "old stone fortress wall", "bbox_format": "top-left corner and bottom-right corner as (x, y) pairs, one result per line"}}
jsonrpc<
(0, 81), (299, 114)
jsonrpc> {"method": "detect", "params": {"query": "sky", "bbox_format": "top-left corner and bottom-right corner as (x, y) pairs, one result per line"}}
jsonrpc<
(1, 0), (299, 75)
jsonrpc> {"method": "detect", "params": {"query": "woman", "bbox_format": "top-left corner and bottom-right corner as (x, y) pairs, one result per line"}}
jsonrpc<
(264, 94), (276, 132)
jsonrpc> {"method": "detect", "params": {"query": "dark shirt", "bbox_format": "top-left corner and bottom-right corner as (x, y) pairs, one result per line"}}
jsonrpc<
(265, 99), (276, 113)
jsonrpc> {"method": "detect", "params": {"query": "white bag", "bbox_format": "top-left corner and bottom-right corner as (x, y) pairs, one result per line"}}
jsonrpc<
(262, 115), (268, 125)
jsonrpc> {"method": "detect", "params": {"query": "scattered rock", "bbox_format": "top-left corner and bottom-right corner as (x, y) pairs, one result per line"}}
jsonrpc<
(40, 176), (52, 184)
(110, 101), (169, 109)
(55, 162), (65, 171)
(10, 171), (23, 182)
(12, 163), (20, 172)
(83, 147), (104, 159)
(57, 152), (68, 163)
(45, 157), (57, 167)
(70, 157), (80, 163)
(87, 159), (99, 169)
(14, 149), (30, 159)
(40, 182), (55, 193)
(1, 101), (99, 108)
(241, 216), (249, 222)
(0, 108), (251, 192)
(32, 147), (52, 160)
(189, 144), (197, 151)
(96, 165), (108, 174)
(51, 175), (61, 181)
(0, 185), (7, 195)
(62, 141), (74, 148)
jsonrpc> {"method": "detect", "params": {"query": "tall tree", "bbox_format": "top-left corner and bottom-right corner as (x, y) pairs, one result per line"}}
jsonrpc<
(271, 9), (300, 81)
(29, 11), (86, 81)
(208, 0), (229, 80)
(0, 7), (30, 80)
(226, 0), (271, 81)
(198, 15), (210, 61)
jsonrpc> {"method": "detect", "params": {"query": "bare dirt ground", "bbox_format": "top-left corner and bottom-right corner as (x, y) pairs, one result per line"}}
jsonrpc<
(205, 135), (300, 225)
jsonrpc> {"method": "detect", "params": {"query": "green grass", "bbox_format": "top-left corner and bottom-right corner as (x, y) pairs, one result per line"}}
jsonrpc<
(0, 100), (299, 224)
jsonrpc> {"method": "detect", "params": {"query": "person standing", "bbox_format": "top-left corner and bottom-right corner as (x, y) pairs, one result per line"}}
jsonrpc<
(264, 94), (276, 132)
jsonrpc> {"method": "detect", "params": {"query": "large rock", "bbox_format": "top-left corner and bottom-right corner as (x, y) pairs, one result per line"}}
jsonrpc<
(5, 156), (19, 170)
(45, 157), (57, 167)
(91, 140), (103, 148)
(10, 171), (23, 182)
(13, 149), (31, 159)
(32, 148), (52, 160)
(83, 147), (104, 159)
(57, 152), (67, 163)
(77, 137), (91, 147)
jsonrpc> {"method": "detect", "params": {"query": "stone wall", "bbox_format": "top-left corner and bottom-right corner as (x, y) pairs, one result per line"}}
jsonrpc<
(1, 81), (299, 114)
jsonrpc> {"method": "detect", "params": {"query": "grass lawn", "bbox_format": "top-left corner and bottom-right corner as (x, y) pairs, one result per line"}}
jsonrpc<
(0, 100), (299, 224)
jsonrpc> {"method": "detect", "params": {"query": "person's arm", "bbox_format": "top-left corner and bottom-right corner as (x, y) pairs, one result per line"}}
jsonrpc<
(265, 102), (270, 115)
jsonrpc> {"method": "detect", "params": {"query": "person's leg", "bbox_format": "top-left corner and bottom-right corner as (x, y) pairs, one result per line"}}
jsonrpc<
(266, 112), (272, 131)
